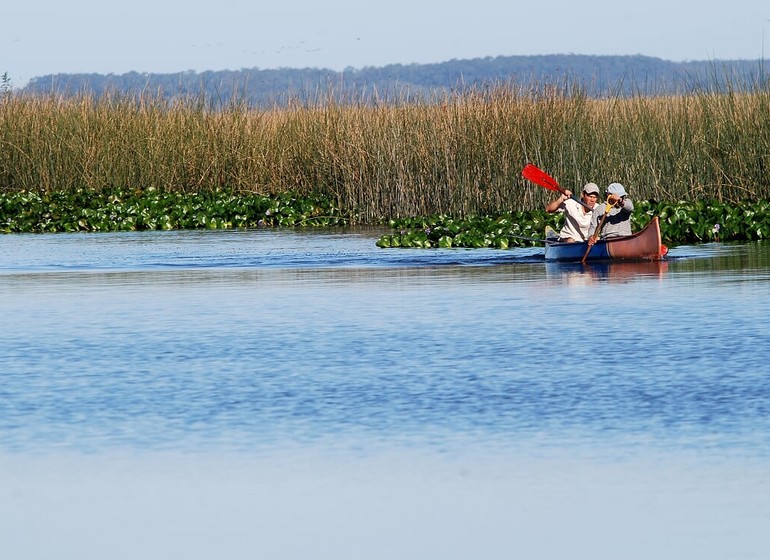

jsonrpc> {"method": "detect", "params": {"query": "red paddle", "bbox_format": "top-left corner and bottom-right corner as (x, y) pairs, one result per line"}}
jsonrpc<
(521, 164), (591, 210)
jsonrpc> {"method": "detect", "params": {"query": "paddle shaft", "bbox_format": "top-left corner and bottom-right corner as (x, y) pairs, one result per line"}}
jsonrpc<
(582, 201), (613, 264)
(521, 164), (591, 210)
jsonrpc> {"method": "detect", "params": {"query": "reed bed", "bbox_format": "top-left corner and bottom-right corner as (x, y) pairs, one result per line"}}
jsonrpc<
(1, 83), (769, 222)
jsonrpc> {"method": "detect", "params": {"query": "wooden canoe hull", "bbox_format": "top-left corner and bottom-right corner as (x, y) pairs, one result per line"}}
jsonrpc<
(544, 217), (667, 262)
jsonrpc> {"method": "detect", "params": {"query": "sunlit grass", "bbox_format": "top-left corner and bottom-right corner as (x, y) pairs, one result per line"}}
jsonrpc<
(2, 83), (769, 222)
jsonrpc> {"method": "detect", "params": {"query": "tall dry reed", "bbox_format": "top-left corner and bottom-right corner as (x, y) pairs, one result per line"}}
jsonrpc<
(1, 84), (769, 222)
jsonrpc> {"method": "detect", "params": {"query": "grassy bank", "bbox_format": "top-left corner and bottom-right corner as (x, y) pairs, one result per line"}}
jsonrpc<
(2, 84), (769, 223)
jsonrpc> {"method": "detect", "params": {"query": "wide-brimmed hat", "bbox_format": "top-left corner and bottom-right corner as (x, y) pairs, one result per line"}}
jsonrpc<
(606, 182), (627, 197)
(582, 182), (600, 195)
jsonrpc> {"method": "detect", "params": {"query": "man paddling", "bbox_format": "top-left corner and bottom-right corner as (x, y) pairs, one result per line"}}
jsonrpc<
(545, 182), (601, 242)
(587, 182), (634, 246)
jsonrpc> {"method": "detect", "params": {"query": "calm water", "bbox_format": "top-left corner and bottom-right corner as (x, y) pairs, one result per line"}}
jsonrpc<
(1, 229), (769, 560)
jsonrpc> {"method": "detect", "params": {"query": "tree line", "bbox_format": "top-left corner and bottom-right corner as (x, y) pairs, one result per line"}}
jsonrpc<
(17, 54), (770, 107)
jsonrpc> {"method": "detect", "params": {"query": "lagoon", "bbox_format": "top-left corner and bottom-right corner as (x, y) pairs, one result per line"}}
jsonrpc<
(1, 229), (769, 559)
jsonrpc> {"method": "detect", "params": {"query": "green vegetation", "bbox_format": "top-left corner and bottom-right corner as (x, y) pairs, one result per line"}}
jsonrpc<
(376, 199), (770, 248)
(0, 189), (347, 233)
(2, 185), (766, 248)
(1, 81), (769, 244)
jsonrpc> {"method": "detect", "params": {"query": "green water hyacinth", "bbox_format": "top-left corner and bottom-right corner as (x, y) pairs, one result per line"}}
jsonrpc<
(376, 212), (560, 249)
(377, 199), (770, 248)
(0, 189), (349, 233)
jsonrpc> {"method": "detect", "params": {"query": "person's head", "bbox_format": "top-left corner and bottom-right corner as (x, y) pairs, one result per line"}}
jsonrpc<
(581, 182), (600, 207)
(606, 182), (628, 199)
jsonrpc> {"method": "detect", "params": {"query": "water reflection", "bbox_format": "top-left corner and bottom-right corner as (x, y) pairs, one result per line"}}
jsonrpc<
(544, 240), (770, 286)
(668, 240), (770, 278)
(546, 260), (669, 285)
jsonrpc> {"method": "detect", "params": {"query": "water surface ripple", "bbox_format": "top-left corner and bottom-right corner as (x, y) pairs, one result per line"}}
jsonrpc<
(2, 229), (768, 459)
(3, 229), (770, 560)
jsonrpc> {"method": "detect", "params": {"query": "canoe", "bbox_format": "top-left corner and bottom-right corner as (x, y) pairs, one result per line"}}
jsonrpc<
(544, 216), (668, 262)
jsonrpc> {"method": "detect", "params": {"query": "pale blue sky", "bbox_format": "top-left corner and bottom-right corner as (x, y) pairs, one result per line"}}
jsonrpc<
(3, 0), (769, 88)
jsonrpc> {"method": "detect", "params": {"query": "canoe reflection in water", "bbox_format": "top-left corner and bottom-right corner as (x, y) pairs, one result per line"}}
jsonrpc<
(546, 259), (669, 284)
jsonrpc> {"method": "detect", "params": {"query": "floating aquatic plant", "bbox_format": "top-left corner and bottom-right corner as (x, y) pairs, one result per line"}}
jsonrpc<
(0, 189), (349, 233)
(377, 199), (770, 248)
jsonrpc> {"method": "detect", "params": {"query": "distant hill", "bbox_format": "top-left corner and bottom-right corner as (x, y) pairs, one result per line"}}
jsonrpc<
(19, 54), (769, 107)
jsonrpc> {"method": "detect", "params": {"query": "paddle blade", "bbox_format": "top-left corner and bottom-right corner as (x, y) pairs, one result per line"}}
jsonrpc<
(522, 164), (563, 194)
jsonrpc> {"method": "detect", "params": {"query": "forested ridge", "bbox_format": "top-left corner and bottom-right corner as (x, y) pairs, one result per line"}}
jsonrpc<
(19, 54), (769, 106)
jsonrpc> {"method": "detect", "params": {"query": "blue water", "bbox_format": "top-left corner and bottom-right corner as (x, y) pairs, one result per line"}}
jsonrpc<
(1, 229), (769, 560)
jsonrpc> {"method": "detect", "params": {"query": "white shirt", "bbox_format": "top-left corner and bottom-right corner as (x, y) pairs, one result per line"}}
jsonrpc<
(557, 198), (594, 241)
